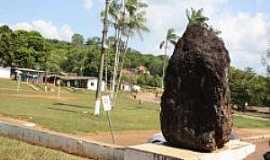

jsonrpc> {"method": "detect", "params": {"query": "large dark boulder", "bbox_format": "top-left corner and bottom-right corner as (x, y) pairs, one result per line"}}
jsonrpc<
(160, 24), (233, 152)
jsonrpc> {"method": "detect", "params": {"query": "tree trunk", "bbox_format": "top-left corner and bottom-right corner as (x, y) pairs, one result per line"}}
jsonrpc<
(111, 26), (122, 100)
(114, 36), (129, 103)
(104, 48), (108, 91)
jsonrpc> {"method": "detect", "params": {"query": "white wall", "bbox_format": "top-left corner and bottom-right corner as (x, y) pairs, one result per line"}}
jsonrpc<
(122, 84), (132, 92)
(87, 79), (105, 91)
(0, 67), (11, 79)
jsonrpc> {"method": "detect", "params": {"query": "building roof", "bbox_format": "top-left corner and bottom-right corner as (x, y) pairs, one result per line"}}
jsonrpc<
(60, 76), (98, 81)
(47, 74), (98, 81)
(16, 67), (45, 73)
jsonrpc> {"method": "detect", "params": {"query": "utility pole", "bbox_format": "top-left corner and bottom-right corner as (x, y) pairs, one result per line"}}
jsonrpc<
(95, 0), (111, 113)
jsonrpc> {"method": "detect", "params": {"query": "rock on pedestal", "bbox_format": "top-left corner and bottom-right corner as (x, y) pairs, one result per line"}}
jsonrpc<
(160, 24), (233, 152)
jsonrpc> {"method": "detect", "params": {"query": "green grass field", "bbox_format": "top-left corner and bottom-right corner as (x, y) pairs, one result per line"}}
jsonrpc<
(234, 115), (270, 128)
(0, 78), (269, 136)
(0, 78), (159, 134)
(0, 136), (87, 160)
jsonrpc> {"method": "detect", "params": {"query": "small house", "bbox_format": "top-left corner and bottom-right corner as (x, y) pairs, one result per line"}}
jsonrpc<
(136, 65), (150, 75)
(11, 67), (45, 83)
(120, 81), (141, 92)
(58, 76), (105, 91)
(120, 82), (132, 92)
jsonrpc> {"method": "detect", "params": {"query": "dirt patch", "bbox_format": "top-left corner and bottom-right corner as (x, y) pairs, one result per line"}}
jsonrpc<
(83, 130), (159, 146)
(0, 115), (47, 131)
(236, 128), (270, 138)
(136, 92), (160, 104)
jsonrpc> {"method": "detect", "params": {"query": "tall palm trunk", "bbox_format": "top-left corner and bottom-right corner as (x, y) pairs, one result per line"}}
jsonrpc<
(114, 36), (129, 102)
(162, 40), (168, 90)
(104, 48), (108, 91)
(111, 26), (121, 99)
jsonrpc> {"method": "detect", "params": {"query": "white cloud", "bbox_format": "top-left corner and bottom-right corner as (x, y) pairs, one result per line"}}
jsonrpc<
(214, 12), (270, 74)
(83, 0), (93, 10)
(10, 20), (74, 42)
(137, 0), (270, 74)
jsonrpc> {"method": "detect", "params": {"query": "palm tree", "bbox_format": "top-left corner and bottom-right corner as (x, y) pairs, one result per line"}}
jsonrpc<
(102, 0), (124, 99)
(160, 28), (179, 89)
(101, 0), (122, 92)
(186, 8), (209, 26)
(115, 0), (149, 99)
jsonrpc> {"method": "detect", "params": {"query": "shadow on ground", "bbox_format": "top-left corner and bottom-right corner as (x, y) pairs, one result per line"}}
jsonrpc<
(53, 103), (89, 109)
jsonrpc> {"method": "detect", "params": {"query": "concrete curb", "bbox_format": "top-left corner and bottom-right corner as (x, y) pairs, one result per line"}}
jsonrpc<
(0, 121), (124, 160)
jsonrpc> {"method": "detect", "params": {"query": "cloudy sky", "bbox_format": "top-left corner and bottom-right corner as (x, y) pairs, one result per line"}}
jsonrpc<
(1, 0), (270, 74)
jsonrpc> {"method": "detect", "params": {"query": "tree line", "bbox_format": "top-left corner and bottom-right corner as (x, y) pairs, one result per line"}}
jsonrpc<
(0, 24), (164, 86)
(230, 67), (270, 107)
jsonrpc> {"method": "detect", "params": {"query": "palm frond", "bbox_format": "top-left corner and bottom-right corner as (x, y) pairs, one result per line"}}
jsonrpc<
(186, 8), (209, 26)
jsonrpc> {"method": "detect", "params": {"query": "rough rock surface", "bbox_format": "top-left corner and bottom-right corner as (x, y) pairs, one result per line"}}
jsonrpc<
(160, 24), (233, 152)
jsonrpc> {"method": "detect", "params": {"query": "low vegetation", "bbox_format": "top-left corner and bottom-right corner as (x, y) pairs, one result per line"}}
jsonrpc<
(0, 136), (86, 160)
(230, 67), (270, 107)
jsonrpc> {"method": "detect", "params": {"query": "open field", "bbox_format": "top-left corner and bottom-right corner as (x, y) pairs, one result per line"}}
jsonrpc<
(0, 78), (159, 134)
(0, 136), (87, 160)
(0, 78), (269, 136)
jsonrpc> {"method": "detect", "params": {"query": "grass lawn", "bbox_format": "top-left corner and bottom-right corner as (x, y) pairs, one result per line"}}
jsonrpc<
(0, 136), (87, 160)
(234, 115), (270, 128)
(0, 78), (269, 135)
(0, 78), (159, 134)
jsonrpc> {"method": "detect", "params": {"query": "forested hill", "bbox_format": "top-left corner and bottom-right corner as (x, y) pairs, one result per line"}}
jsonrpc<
(0, 25), (165, 78)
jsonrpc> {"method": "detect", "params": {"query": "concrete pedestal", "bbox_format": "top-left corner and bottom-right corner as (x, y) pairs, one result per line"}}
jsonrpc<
(125, 140), (255, 160)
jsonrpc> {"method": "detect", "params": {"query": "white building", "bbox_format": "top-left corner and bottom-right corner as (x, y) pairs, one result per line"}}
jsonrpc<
(132, 85), (141, 92)
(87, 78), (105, 91)
(0, 67), (11, 79)
(121, 82), (132, 92)
(59, 76), (105, 91)
(120, 82), (141, 92)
